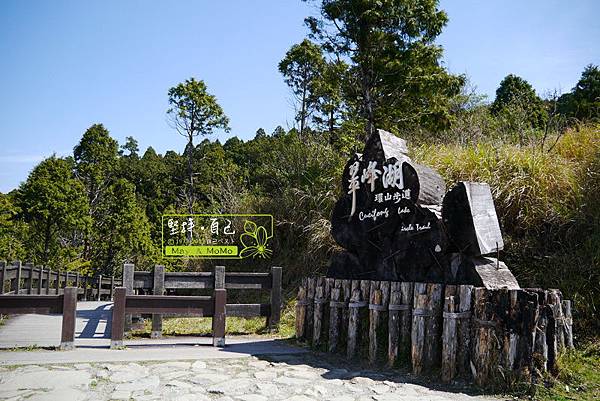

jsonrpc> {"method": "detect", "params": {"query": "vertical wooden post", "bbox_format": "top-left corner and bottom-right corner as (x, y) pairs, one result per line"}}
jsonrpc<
(328, 280), (343, 353)
(313, 277), (331, 348)
(442, 285), (474, 382)
(75, 272), (80, 291)
(441, 292), (457, 383)
(56, 269), (61, 294)
(347, 279), (370, 359)
(64, 271), (69, 288)
(305, 277), (316, 342)
(212, 288), (226, 347)
(123, 263), (134, 331)
(562, 300), (574, 349)
(295, 278), (307, 340)
(341, 279), (352, 340)
(37, 267), (44, 295)
(268, 266), (282, 330)
(46, 269), (52, 295)
(110, 276), (115, 300)
(60, 287), (78, 350)
(369, 281), (390, 364)
(411, 282), (444, 374)
(214, 265), (225, 289)
(0, 261), (6, 295)
(151, 265), (165, 338)
(96, 275), (102, 301)
(549, 290), (565, 352)
(110, 287), (126, 349)
(25, 263), (34, 294)
(388, 282), (402, 367)
(13, 260), (22, 294)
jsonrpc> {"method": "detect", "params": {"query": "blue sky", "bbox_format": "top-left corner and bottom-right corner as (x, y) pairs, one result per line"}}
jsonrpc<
(0, 0), (598, 193)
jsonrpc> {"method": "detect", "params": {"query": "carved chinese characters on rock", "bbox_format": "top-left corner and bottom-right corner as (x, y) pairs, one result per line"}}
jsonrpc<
(329, 129), (519, 289)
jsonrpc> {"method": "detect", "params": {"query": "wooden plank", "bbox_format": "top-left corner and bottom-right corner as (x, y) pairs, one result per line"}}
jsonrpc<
(125, 295), (214, 315)
(151, 265), (165, 338)
(226, 303), (270, 317)
(0, 295), (63, 314)
(268, 266), (282, 330)
(60, 287), (77, 350)
(225, 272), (271, 290)
(164, 274), (214, 289)
(212, 289), (226, 346)
(110, 288), (126, 348)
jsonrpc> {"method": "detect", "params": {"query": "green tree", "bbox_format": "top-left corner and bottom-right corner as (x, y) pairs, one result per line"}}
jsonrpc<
(559, 64), (600, 122)
(305, 0), (464, 139)
(490, 74), (547, 130)
(279, 39), (326, 137)
(312, 60), (348, 141)
(89, 179), (155, 275)
(18, 156), (90, 265)
(74, 124), (119, 214)
(0, 193), (27, 262)
(167, 78), (230, 214)
(120, 136), (140, 158)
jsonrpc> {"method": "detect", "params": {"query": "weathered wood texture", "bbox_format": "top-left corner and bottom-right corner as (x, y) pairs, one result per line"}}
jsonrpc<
(388, 281), (413, 367)
(411, 283), (444, 374)
(299, 276), (572, 387)
(123, 264), (283, 331)
(369, 281), (390, 364)
(0, 261), (121, 299)
(441, 285), (473, 382)
(110, 287), (227, 348)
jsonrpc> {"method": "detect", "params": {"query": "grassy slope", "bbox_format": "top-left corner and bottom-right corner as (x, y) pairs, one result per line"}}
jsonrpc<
(533, 342), (600, 401)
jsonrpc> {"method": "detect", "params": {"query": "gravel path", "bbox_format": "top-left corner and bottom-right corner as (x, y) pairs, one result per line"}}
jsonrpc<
(0, 353), (500, 401)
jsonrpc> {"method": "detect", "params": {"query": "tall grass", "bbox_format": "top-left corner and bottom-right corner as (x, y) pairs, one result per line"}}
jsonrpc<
(414, 124), (600, 335)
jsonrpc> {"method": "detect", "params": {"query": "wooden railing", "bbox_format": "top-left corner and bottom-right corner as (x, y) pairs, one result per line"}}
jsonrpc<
(0, 287), (78, 350)
(122, 264), (282, 336)
(0, 261), (122, 300)
(111, 287), (227, 348)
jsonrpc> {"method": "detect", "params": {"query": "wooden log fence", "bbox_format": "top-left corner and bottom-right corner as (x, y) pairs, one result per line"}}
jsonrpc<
(122, 264), (283, 337)
(111, 287), (227, 348)
(0, 287), (78, 350)
(0, 260), (122, 300)
(296, 277), (574, 386)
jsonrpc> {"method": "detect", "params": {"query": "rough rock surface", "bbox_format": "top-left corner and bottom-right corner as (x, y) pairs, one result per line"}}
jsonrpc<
(0, 354), (497, 401)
